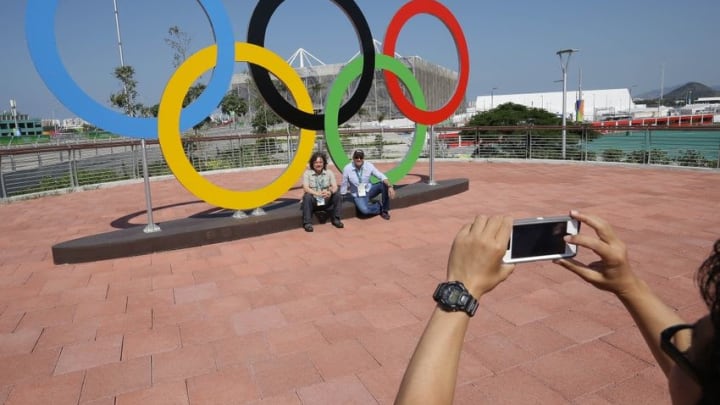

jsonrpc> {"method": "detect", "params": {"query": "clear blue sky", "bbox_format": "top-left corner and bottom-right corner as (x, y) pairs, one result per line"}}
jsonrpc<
(2, 0), (719, 119)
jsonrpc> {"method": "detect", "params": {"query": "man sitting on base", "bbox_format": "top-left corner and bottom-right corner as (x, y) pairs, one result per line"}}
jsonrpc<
(340, 149), (395, 220)
(302, 152), (343, 232)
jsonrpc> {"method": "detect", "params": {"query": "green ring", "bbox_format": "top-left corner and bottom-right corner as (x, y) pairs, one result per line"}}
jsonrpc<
(324, 54), (427, 184)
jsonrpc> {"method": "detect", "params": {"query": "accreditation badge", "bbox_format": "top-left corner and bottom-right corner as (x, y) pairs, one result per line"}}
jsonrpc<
(358, 183), (367, 197)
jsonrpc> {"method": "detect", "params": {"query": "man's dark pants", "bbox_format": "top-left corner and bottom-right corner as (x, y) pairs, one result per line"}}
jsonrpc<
(302, 192), (342, 225)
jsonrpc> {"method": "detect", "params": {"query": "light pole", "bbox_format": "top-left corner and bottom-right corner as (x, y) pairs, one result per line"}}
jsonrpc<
(9, 99), (20, 136)
(556, 48), (578, 159)
(491, 87), (498, 109)
(112, 0), (134, 116)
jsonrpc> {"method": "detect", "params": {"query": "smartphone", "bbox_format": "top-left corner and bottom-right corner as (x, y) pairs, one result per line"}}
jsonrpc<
(503, 216), (580, 264)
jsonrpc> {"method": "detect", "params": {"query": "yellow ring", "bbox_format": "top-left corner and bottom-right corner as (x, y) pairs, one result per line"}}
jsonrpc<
(158, 42), (315, 210)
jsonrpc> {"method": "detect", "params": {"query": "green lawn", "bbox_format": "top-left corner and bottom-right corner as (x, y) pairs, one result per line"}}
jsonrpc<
(0, 131), (119, 146)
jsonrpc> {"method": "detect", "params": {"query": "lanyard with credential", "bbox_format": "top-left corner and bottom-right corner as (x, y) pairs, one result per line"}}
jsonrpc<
(355, 166), (364, 185)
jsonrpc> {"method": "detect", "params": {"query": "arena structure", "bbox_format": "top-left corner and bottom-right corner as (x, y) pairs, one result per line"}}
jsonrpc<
(229, 39), (464, 127)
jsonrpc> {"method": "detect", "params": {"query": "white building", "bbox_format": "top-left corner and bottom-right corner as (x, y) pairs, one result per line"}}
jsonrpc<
(471, 88), (637, 122)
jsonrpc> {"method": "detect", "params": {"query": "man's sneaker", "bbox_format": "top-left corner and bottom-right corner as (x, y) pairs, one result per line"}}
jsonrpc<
(380, 211), (390, 220)
(331, 218), (344, 228)
(303, 223), (314, 232)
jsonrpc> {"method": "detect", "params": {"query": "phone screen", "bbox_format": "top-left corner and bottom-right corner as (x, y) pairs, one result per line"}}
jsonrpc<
(511, 222), (568, 259)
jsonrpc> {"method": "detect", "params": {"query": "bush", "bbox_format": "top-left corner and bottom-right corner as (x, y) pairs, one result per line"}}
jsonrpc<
(471, 145), (502, 158)
(626, 150), (647, 164)
(141, 161), (172, 177)
(374, 133), (384, 159)
(677, 149), (710, 167)
(601, 149), (624, 162)
(77, 169), (128, 186)
(565, 146), (583, 161)
(256, 137), (278, 154)
(648, 149), (670, 165)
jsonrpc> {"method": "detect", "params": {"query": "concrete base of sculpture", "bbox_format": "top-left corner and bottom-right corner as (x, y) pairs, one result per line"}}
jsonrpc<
(52, 178), (469, 264)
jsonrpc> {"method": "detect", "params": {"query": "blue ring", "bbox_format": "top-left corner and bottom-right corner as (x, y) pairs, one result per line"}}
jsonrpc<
(25, 0), (234, 139)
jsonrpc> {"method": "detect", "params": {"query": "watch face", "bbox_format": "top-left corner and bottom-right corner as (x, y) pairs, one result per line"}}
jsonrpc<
(434, 282), (477, 317)
(446, 288), (462, 304)
(442, 284), (464, 305)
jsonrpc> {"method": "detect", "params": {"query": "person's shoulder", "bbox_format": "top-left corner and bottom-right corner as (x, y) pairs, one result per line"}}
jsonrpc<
(341, 162), (353, 171)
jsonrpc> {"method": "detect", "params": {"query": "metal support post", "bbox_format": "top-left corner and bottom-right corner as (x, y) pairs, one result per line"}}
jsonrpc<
(428, 125), (437, 186)
(0, 155), (6, 199)
(69, 150), (78, 188)
(140, 139), (161, 233)
(251, 208), (267, 216)
(557, 48), (579, 160)
(232, 210), (248, 219)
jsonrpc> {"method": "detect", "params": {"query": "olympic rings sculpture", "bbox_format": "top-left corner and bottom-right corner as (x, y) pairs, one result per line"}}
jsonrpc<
(25, 0), (469, 211)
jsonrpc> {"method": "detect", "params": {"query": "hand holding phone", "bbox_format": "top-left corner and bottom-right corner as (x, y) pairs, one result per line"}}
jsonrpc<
(553, 211), (638, 295)
(503, 216), (580, 264)
(447, 215), (515, 298)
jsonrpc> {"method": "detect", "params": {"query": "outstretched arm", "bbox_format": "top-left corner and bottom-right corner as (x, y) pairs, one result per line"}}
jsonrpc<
(554, 210), (688, 377)
(395, 215), (515, 405)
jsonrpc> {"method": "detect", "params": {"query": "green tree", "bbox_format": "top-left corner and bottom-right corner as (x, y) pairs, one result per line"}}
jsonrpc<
(247, 80), (281, 133)
(251, 104), (282, 134)
(220, 93), (248, 126)
(164, 25), (209, 134)
(466, 103), (560, 127)
(146, 104), (160, 118)
(165, 25), (191, 69)
(185, 83), (209, 134)
(109, 65), (144, 117)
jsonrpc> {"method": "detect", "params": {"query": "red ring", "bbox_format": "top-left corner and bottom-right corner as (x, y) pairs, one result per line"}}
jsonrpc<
(382, 0), (469, 125)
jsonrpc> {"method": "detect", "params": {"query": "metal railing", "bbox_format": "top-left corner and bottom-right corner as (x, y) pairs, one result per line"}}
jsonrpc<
(1, 125), (718, 202)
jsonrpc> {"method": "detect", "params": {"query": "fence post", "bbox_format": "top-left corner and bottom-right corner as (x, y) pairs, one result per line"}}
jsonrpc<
(286, 130), (291, 164)
(428, 125), (436, 185)
(526, 127), (531, 159)
(239, 135), (244, 168)
(131, 143), (139, 179)
(141, 139), (161, 233)
(69, 149), (78, 188)
(0, 155), (6, 199)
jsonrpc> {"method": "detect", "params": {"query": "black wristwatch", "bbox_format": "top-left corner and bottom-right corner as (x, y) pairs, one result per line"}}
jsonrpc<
(433, 281), (478, 317)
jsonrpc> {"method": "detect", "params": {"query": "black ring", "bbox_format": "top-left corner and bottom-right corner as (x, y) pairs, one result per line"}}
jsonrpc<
(247, 0), (375, 130)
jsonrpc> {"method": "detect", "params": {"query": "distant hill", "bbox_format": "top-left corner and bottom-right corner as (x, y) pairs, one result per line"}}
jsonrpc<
(637, 82), (720, 101)
(664, 82), (719, 101)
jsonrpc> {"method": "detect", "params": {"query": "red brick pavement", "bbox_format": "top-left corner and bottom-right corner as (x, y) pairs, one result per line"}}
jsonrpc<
(1, 161), (718, 404)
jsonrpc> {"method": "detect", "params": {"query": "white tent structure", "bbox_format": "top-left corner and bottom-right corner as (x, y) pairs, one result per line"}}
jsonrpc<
(472, 89), (634, 122)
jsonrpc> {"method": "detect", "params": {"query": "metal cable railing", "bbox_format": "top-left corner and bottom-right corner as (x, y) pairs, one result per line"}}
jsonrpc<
(1, 125), (718, 201)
